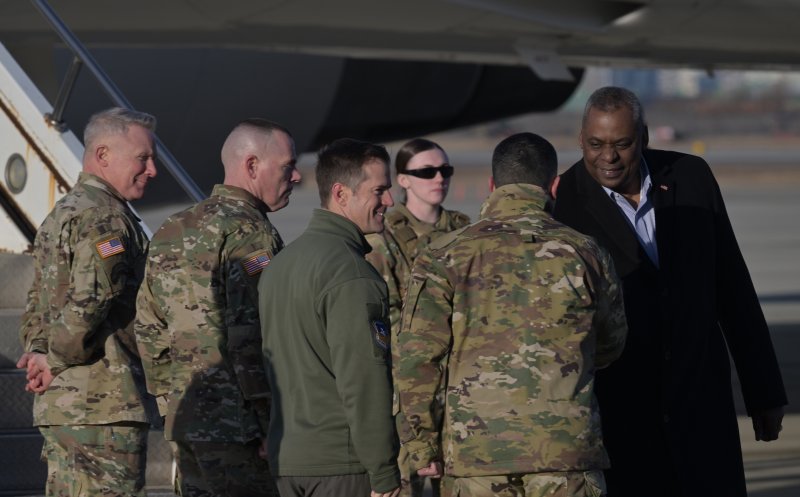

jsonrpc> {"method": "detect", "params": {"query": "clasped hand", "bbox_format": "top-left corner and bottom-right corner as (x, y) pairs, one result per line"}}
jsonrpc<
(16, 352), (55, 394)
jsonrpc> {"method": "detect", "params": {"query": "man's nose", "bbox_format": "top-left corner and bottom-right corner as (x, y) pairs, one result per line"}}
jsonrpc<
(600, 145), (619, 162)
(147, 158), (158, 178)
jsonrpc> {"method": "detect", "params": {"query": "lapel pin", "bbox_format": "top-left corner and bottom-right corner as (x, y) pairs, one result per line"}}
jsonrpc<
(660, 184), (669, 191)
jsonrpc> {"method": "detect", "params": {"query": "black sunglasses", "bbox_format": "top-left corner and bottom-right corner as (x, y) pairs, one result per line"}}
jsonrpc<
(403, 164), (454, 179)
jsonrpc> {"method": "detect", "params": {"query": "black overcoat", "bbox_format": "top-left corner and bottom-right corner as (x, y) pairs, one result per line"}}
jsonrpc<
(553, 149), (787, 497)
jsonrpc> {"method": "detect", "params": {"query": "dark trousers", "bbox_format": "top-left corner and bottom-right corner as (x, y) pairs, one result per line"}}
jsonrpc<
(275, 473), (372, 497)
(173, 439), (278, 497)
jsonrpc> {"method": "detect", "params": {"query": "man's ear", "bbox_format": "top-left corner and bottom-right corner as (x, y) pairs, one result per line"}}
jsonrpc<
(331, 182), (350, 207)
(549, 175), (560, 200)
(642, 125), (650, 149)
(488, 176), (496, 192)
(246, 155), (258, 179)
(95, 145), (109, 166)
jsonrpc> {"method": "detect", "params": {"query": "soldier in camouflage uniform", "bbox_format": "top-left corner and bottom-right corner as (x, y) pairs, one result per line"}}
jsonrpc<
(366, 138), (469, 497)
(394, 133), (628, 497)
(17, 107), (158, 496)
(134, 119), (299, 496)
(366, 138), (470, 328)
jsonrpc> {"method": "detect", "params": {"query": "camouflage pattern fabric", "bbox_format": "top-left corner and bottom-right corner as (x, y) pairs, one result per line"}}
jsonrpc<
(40, 423), (147, 497)
(173, 440), (279, 496)
(398, 442), (433, 497)
(20, 171), (151, 426)
(443, 470), (606, 497)
(135, 184), (282, 443)
(367, 203), (468, 497)
(366, 203), (470, 329)
(394, 184), (627, 477)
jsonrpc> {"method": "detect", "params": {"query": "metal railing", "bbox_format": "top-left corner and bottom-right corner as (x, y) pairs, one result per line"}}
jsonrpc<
(30, 0), (205, 202)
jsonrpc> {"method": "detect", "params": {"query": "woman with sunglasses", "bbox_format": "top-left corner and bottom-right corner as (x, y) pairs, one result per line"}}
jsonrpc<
(366, 137), (470, 497)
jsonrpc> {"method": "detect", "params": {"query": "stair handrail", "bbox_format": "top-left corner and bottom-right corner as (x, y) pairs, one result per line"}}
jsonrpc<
(30, 0), (205, 202)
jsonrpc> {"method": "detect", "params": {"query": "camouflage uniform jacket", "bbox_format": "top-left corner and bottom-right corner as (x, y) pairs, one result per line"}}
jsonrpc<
(366, 203), (470, 330)
(20, 172), (150, 426)
(394, 184), (628, 477)
(135, 184), (282, 443)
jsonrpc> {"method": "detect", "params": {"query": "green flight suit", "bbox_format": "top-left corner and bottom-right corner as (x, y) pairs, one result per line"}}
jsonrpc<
(259, 208), (401, 494)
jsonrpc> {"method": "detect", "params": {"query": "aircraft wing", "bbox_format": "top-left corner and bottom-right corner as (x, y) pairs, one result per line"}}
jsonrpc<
(2, 0), (799, 212)
(3, 0), (800, 80)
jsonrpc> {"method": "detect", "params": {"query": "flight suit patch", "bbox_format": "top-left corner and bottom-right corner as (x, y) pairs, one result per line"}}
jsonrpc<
(373, 319), (390, 352)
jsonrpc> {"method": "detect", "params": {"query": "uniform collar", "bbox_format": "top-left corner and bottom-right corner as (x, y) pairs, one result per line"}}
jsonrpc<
(479, 183), (549, 220)
(308, 208), (372, 255)
(78, 172), (128, 204)
(393, 202), (453, 231)
(211, 184), (268, 214)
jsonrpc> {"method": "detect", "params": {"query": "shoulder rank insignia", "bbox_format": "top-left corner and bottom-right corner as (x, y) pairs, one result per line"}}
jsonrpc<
(96, 237), (125, 258)
(243, 251), (270, 276)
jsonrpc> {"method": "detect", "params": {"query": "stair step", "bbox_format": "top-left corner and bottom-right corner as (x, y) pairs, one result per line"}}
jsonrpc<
(0, 309), (24, 369)
(0, 432), (47, 493)
(0, 371), (34, 429)
(0, 254), (33, 309)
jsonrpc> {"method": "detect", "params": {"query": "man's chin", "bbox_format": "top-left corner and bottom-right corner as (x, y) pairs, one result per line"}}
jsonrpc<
(594, 176), (621, 190)
(122, 186), (145, 201)
(371, 220), (386, 234)
(267, 199), (290, 212)
(130, 181), (149, 198)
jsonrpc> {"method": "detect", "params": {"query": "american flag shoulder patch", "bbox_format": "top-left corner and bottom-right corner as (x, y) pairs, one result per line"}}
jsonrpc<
(95, 237), (125, 258)
(243, 251), (270, 276)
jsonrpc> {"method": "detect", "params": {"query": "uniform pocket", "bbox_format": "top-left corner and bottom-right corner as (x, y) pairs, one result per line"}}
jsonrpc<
(583, 470), (606, 497)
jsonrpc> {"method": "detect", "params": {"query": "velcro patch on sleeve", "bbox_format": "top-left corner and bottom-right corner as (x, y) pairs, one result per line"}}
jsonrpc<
(373, 319), (390, 351)
(242, 250), (270, 276)
(95, 236), (125, 258)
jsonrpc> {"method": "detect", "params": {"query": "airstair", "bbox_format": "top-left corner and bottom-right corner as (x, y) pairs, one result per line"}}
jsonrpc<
(0, 1), (204, 494)
(0, 41), (80, 253)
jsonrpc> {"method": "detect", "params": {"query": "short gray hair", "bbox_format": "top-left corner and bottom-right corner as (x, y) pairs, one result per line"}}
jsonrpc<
(84, 107), (157, 150)
(582, 86), (645, 131)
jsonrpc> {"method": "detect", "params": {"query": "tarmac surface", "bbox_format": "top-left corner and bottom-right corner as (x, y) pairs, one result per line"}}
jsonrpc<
(138, 137), (800, 497)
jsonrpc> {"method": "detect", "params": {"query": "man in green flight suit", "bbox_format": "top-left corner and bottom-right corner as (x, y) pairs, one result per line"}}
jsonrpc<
(259, 138), (401, 497)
